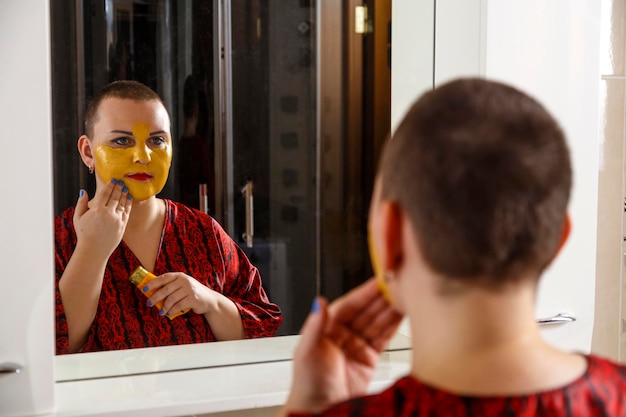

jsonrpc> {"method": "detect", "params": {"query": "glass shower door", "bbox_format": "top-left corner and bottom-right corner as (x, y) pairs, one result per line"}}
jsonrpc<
(222, 0), (318, 335)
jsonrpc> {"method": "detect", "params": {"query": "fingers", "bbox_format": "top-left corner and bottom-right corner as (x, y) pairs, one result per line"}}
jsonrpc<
(144, 273), (178, 303)
(93, 179), (132, 212)
(116, 183), (132, 215)
(160, 287), (188, 317)
(327, 278), (385, 326)
(74, 189), (89, 219)
(348, 294), (402, 342)
(325, 277), (403, 353)
(145, 273), (192, 316)
(349, 293), (389, 330)
(91, 178), (116, 205)
(295, 297), (328, 358)
(107, 179), (131, 212)
(362, 308), (403, 352)
(123, 192), (133, 216)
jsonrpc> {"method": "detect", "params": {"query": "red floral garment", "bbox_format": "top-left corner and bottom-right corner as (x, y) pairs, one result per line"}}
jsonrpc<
(290, 355), (626, 417)
(55, 199), (282, 354)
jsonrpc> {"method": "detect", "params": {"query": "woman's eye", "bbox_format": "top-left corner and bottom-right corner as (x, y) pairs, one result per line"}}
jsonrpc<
(113, 137), (131, 145)
(150, 136), (166, 146)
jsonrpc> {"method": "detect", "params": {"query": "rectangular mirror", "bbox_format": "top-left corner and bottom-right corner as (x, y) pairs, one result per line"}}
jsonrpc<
(51, 0), (427, 381)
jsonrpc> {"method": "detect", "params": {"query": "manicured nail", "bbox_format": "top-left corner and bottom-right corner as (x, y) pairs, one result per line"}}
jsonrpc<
(122, 186), (128, 193)
(147, 300), (152, 307)
(111, 178), (117, 184)
(118, 180), (125, 186)
(142, 286), (149, 292)
(159, 309), (165, 315)
(79, 189), (84, 198)
(127, 194), (132, 200)
(311, 298), (319, 313)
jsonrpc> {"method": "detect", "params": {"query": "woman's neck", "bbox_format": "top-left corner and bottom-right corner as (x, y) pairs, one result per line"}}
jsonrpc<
(125, 197), (165, 233)
(407, 283), (586, 395)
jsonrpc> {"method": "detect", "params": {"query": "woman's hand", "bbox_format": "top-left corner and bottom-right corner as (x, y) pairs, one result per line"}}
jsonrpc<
(143, 272), (214, 316)
(60, 179), (132, 353)
(143, 272), (246, 340)
(73, 178), (132, 260)
(281, 278), (404, 415)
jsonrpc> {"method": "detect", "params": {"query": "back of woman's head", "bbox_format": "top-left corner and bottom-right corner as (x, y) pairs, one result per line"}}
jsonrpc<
(380, 78), (571, 288)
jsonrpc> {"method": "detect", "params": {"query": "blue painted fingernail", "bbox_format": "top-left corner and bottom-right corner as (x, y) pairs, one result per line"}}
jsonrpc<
(111, 178), (117, 184)
(311, 298), (319, 313)
(119, 180), (125, 186)
(147, 300), (152, 307)
(127, 194), (132, 200)
(79, 189), (84, 198)
(159, 309), (165, 315)
(142, 286), (149, 292)
(122, 186), (128, 193)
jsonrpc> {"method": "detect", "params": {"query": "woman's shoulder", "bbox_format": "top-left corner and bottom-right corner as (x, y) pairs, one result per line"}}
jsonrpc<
(164, 199), (223, 234)
(54, 206), (78, 252)
(55, 205), (75, 220)
(585, 353), (626, 381)
(54, 206), (76, 232)
(166, 199), (215, 222)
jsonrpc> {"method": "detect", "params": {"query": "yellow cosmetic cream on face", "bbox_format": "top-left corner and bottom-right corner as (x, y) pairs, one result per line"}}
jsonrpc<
(93, 123), (172, 201)
(368, 226), (393, 304)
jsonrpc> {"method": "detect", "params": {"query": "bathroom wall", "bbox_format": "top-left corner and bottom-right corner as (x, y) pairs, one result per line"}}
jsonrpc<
(0, 0), (55, 416)
(593, 0), (626, 362)
(435, 0), (603, 354)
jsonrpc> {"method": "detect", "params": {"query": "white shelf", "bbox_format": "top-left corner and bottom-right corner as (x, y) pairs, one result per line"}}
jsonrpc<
(53, 344), (412, 417)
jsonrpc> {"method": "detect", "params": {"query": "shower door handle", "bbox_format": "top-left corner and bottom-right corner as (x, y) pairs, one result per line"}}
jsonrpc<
(536, 312), (576, 326)
(241, 181), (254, 248)
(199, 183), (209, 214)
(0, 362), (23, 375)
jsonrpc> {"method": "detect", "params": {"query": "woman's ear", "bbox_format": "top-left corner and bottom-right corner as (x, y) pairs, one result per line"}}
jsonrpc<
(555, 213), (571, 257)
(77, 135), (94, 169)
(380, 201), (404, 271)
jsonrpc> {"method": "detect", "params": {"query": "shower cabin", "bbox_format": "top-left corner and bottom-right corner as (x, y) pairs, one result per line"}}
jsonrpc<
(50, 0), (391, 335)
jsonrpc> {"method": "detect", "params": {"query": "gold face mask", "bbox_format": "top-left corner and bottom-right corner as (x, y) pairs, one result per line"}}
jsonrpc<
(368, 225), (393, 304)
(93, 122), (172, 201)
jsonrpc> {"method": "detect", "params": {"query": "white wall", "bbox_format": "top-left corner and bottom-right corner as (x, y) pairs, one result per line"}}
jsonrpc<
(391, 0), (435, 132)
(433, 0), (602, 353)
(0, 0), (55, 415)
(486, 0), (601, 353)
(593, 0), (626, 362)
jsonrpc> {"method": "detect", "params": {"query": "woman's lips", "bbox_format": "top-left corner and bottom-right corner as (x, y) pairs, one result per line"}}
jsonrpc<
(126, 173), (153, 182)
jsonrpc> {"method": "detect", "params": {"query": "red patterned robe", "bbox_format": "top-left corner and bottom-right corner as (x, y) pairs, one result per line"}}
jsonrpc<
(55, 199), (282, 354)
(290, 355), (626, 417)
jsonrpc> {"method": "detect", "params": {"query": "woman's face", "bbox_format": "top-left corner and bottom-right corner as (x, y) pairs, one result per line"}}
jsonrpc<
(368, 177), (393, 304)
(89, 97), (173, 201)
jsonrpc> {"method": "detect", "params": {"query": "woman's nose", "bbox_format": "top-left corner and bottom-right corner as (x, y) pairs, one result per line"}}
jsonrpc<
(133, 145), (151, 163)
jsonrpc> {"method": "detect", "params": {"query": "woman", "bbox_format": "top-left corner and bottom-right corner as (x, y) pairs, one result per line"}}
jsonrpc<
(55, 80), (282, 354)
(280, 78), (626, 416)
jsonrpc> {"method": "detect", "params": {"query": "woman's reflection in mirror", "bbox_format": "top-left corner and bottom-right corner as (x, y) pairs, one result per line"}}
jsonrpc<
(55, 80), (282, 354)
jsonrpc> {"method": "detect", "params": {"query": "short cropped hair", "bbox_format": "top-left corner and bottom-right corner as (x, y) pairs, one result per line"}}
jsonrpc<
(380, 78), (571, 287)
(84, 80), (164, 138)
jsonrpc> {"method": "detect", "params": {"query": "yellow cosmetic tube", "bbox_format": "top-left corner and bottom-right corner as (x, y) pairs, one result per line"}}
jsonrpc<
(129, 266), (190, 320)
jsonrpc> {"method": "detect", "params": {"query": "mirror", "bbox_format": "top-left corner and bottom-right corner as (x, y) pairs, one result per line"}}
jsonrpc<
(51, 0), (413, 377)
